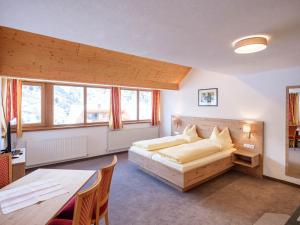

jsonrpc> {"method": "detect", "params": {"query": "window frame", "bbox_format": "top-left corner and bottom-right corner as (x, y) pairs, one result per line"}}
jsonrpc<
(138, 89), (153, 121)
(52, 83), (85, 126)
(85, 86), (111, 124)
(13, 81), (152, 133)
(21, 81), (46, 128)
(120, 88), (152, 123)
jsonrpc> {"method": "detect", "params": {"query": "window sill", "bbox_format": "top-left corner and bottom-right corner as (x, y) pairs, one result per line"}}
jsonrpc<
(12, 123), (108, 133)
(123, 120), (152, 124)
(12, 121), (152, 133)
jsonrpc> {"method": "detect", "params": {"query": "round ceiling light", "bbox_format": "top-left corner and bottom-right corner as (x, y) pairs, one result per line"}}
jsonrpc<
(233, 36), (268, 54)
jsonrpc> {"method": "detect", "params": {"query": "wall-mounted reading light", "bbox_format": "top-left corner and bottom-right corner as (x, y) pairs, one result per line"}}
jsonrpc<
(243, 124), (252, 139)
(172, 116), (181, 128)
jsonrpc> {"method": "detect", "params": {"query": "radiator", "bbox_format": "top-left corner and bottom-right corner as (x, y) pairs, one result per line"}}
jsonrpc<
(107, 127), (158, 152)
(26, 136), (88, 166)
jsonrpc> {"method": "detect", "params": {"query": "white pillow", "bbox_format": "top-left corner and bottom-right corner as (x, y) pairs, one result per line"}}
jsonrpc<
(183, 125), (201, 142)
(210, 127), (219, 140)
(210, 127), (234, 150)
(182, 125), (192, 135)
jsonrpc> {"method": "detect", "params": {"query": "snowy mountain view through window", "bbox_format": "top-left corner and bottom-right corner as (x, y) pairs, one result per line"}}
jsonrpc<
(86, 87), (111, 123)
(121, 89), (137, 121)
(22, 84), (42, 124)
(139, 91), (152, 120)
(54, 85), (84, 125)
(20, 82), (153, 130)
(121, 89), (152, 121)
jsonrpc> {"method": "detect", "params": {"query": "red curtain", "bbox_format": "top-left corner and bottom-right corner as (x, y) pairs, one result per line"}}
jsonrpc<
(289, 93), (299, 125)
(151, 90), (160, 126)
(5, 79), (12, 123)
(1, 78), (22, 136)
(109, 87), (123, 130)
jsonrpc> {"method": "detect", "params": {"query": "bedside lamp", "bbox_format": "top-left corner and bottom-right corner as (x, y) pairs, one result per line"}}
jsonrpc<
(172, 116), (181, 129)
(243, 124), (252, 139)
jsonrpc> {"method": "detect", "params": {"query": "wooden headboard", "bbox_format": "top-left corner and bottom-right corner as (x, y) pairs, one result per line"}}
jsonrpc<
(171, 116), (264, 177)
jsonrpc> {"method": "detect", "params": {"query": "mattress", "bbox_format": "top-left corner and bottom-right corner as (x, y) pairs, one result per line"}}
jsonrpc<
(129, 146), (159, 159)
(152, 148), (236, 173)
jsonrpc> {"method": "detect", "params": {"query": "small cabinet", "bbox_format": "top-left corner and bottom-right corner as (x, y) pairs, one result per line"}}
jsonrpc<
(232, 149), (260, 168)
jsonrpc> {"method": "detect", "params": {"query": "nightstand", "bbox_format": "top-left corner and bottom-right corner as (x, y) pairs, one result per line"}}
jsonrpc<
(12, 148), (26, 181)
(232, 149), (260, 168)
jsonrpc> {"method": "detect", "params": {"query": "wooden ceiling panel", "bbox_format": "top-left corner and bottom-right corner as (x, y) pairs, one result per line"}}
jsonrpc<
(0, 26), (191, 90)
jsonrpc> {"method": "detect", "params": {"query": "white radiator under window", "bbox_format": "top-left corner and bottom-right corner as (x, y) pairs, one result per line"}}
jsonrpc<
(26, 136), (88, 166)
(107, 127), (158, 152)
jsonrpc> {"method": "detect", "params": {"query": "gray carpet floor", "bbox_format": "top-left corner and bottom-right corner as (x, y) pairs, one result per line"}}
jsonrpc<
(40, 152), (300, 225)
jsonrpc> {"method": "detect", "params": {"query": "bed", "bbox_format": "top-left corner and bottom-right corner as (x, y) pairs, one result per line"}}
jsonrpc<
(129, 144), (235, 191)
(129, 116), (264, 192)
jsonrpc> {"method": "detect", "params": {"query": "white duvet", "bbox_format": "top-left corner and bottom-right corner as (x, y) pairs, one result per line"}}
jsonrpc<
(132, 135), (190, 151)
(157, 139), (221, 164)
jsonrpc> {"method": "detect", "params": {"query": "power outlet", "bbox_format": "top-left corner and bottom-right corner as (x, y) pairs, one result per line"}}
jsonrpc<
(249, 144), (255, 149)
(243, 143), (255, 149)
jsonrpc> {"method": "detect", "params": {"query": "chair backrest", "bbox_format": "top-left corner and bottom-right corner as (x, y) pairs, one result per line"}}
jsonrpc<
(72, 171), (102, 225)
(95, 156), (117, 219)
(289, 126), (297, 138)
(0, 153), (12, 188)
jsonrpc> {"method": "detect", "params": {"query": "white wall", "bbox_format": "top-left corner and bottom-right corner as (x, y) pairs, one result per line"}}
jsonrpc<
(160, 67), (300, 185)
(13, 123), (159, 167)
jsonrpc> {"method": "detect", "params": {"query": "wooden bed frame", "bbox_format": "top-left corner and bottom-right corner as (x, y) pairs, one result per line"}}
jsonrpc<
(129, 116), (264, 192)
(129, 150), (233, 192)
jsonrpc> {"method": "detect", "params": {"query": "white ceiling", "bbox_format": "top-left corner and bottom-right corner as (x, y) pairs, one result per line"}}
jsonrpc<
(1, 0), (300, 75)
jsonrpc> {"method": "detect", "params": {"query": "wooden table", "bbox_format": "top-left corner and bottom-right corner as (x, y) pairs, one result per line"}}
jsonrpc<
(12, 148), (26, 181)
(0, 169), (95, 225)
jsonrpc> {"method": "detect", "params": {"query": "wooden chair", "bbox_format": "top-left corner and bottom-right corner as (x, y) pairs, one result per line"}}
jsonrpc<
(48, 171), (102, 225)
(295, 126), (300, 148)
(0, 153), (12, 189)
(289, 126), (298, 148)
(56, 156), (118, 225)
(93, 156), (118, 225)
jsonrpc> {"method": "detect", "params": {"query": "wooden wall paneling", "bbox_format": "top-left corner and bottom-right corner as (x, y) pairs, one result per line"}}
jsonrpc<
(171, 116), (264, 177)
(0, 26), (191, 90)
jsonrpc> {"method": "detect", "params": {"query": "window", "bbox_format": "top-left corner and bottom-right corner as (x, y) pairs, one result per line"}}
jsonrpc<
(139, 91), (152, 120)
(53, 85), (84, 125)
(121, 89), (137, 121)
(18, 81), (153, 132)
(121, 89), (152, 121)
(21, 84), (42, 124)
(86, 87), (111, 123)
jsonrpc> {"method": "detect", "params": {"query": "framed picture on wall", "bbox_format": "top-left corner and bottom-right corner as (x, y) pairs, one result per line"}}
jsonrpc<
(198, 88), (218, 106)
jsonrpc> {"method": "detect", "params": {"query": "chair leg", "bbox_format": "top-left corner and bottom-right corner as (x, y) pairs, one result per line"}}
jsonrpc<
(105, 211), (109, 225)
(292, 140), (295, 149)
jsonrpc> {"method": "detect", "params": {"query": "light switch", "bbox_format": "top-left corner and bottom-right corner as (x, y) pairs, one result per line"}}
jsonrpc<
(243, 143), (255, 149)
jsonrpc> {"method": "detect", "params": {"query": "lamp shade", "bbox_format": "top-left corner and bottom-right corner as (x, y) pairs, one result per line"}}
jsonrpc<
(172, 116), (181, 127)
(243, 124), (251, 133)
(233, 36), (267, 54)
